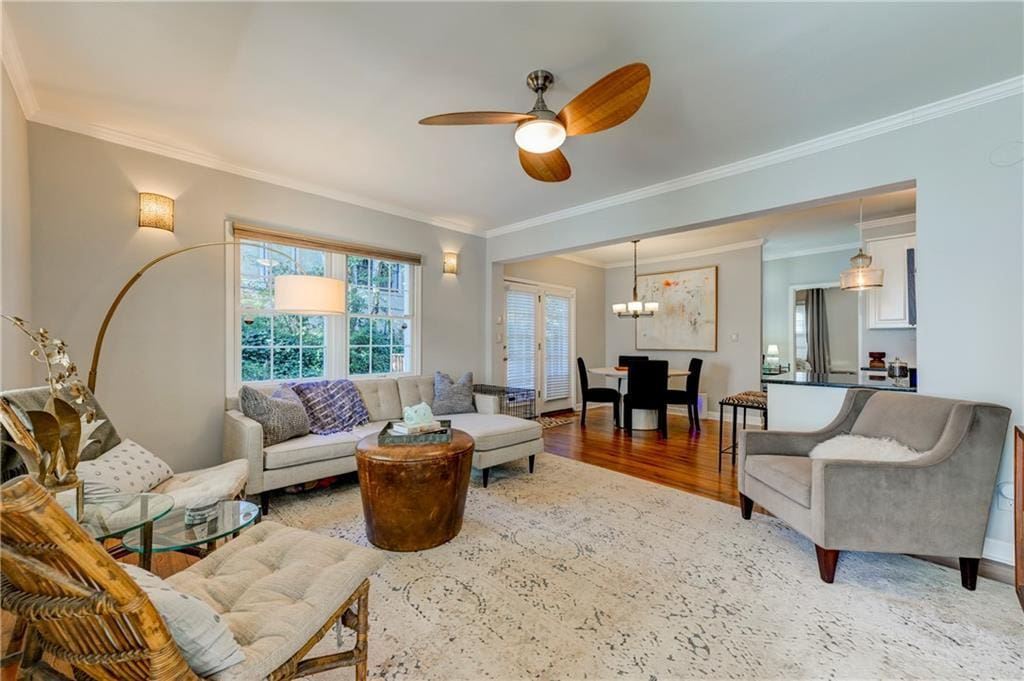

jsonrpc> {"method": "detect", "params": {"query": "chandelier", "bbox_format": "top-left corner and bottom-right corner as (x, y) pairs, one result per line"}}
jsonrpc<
(612, 240), (658, 318)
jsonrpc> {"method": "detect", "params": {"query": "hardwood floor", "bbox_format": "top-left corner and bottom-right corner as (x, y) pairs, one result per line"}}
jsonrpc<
(544, 405), (747, 509)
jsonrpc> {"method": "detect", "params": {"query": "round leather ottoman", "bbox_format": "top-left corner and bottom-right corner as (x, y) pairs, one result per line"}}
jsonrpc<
(355, 429), (474, 551)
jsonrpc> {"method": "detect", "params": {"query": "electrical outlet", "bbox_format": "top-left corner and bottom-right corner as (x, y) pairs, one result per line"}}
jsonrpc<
(730, 332), (740, 343)
(995, 481), (1013, 511)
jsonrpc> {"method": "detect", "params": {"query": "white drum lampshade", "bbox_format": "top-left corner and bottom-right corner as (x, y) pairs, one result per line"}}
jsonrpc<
(274, 275), (346, 315)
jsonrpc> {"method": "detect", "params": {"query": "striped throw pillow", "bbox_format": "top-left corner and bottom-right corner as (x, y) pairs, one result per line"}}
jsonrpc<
(292, 380), (370, 434)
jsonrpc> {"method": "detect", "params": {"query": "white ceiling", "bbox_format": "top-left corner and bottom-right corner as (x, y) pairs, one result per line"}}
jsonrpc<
(4, 3), (1021, 235)
(566, 188), (916, 266)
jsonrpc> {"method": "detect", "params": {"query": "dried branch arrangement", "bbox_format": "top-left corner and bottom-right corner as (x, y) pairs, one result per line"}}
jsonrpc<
(0, 315), (102, 487)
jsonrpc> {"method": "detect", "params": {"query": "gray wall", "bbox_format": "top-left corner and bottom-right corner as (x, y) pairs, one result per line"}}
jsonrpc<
(486, 94), (1023, 562)
(502, 255), (605, 406)
(604, 245), (762, 412)
(762, 249), (855, 366)
(1, 68), (34, 389)
(27, 123), (486, 472)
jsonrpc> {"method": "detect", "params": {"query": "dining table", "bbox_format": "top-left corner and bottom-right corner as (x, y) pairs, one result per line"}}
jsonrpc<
(589, 366), (690, 430)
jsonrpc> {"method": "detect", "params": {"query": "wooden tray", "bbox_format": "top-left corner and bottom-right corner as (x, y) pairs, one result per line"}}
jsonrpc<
(379, 420), (453, 445)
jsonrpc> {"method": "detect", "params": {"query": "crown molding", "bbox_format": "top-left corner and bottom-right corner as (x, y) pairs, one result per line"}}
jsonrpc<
(29, 111), (480, 235)
(762, 241), (862, 262)
(857, 212), (916, 230)
(486, 75), (1023, 238)
(603, 238), (763, 269)
(1, 8), (38, 117)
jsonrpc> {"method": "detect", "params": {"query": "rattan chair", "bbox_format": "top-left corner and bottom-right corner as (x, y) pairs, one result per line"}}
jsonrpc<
(0, 476), (378, 681)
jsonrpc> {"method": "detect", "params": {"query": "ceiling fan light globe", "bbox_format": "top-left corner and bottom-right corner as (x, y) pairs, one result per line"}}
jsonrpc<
(514, 118), (566, 154)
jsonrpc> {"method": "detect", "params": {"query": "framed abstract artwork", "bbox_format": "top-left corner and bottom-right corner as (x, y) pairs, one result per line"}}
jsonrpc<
(635, 266), (718, 351)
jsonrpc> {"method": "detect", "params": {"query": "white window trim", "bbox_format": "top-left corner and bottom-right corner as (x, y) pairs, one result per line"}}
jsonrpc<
(787, 281), (839, 370)
(224, 220), (422, 396)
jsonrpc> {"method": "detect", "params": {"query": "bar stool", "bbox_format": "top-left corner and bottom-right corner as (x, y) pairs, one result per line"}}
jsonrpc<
(718, 391), (768, 472)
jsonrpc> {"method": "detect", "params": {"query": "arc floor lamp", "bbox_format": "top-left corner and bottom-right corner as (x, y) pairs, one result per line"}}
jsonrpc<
(86, 240), (345, 393)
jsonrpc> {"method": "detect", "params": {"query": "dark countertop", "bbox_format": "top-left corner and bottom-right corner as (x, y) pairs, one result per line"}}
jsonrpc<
(762, 371), (917, 392)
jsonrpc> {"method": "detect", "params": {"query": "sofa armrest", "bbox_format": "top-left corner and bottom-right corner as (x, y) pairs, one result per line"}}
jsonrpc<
(223, 410), (266, 495)
(473, 392), (501, 415)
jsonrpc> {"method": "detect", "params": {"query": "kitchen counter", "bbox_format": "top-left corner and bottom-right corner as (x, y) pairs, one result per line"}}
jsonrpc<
(763, 372), (916, 431)
(762, 371), (916, 393)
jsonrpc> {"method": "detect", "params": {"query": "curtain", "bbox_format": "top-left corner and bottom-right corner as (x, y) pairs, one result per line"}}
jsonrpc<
(805, 288), (831, 373)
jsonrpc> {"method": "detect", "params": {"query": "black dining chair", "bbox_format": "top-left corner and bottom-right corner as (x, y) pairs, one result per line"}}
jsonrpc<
(666, 358), (704, 432)
(623, 360), (669, 438)
(577, 357), (621, 428)
(617, 354), (648, 367)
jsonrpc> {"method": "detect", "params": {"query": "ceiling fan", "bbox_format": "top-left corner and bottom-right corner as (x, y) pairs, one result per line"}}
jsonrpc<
(418, 63), (651, 182)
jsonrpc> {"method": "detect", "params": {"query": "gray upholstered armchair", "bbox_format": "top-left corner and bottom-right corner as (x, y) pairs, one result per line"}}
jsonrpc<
(738, 389), (1010, 589)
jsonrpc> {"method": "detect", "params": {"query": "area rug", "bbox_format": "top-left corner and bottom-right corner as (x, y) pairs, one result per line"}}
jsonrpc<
(270, 454), (1022, 680)
(536, 414), (578, 429)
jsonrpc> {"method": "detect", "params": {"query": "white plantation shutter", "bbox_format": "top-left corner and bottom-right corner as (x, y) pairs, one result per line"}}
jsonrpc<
(544, 294), (571, 400)
(506, 288), (536, 391)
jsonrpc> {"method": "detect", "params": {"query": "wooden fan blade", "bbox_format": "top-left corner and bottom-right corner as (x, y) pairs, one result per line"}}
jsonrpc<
(419, 111), (536, 125)
(519, 148), (571, 183)
(557, 63), (651, 136)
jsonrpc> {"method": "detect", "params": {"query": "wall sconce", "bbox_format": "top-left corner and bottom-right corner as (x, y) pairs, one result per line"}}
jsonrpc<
(139, 192), (174, 231)
(442, 251), (459, 275)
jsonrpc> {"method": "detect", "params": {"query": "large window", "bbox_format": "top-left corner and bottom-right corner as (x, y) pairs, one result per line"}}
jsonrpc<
(234, 236), (418, 386)
(346, 256), (414, 376)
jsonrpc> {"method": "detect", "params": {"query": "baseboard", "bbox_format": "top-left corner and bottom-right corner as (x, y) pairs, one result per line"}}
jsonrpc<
(915, 554), (1014, 586)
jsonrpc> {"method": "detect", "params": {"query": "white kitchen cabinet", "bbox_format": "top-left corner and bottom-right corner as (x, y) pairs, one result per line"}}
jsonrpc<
(866, 234), (916, 329)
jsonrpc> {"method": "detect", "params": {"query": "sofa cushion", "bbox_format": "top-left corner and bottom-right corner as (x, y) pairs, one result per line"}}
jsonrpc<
(262, 422), (385, 470)
(397, 376), (434, 409)
(851, 392), (956, 452)
(76, 438), (174, 501)
(353, 379), (402, 422)
(809, 434), (921, 462)
(238, 386), (309, 446)
(447, 413), (542, 451)
(292, 380), (369, 435)
(167, 522), (383, 681)
(744, 455), (812, 508)
(433, 371), (475, 415)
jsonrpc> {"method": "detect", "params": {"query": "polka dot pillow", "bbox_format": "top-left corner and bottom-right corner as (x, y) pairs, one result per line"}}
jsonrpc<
(76, 438), (174, 501)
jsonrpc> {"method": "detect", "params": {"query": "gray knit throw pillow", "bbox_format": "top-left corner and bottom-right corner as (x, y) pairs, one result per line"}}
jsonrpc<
(239, 386), (310, 447)
(432, 371), (474, 415)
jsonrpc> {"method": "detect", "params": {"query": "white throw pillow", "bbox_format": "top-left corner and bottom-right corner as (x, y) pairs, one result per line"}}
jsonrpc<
(809, 434), (922, 462)
(76, 438), (173, 501)
(120, 564), (244, 676)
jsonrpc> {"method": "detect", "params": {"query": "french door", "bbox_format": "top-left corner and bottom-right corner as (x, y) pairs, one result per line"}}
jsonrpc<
(504, 281), (575, 412)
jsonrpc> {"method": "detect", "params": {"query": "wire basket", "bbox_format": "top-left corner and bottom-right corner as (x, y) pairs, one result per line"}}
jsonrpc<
(472, 385), (537, 420)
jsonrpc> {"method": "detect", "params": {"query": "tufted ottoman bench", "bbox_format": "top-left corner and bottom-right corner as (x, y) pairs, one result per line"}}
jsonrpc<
(167, 521), (383, 680)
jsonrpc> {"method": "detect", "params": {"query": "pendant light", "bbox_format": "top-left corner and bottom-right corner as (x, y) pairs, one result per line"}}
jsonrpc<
(840, 200), (885, 291)
(612, 240), (659, 318)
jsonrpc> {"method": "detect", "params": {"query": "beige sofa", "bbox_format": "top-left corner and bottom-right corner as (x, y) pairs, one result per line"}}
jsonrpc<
(224, 375), (543, 513)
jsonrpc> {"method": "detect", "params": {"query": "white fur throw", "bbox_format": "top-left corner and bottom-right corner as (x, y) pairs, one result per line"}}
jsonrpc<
(809, 434), (922, 462)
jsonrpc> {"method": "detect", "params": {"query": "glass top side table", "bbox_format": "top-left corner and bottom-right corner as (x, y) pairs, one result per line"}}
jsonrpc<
(73, 492), (175, 570)
(121, 499), (260, 559)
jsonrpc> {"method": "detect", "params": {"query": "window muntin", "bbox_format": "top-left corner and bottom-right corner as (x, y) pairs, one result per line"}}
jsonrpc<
(346, 256), (413, 376)
(236, 240), (417, 384)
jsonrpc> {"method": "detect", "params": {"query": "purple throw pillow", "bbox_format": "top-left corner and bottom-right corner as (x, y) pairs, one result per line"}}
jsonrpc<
(291, 380), (370, 434)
